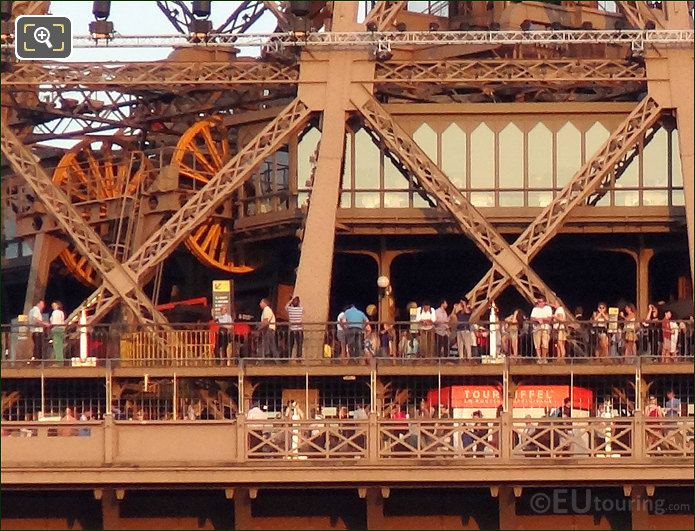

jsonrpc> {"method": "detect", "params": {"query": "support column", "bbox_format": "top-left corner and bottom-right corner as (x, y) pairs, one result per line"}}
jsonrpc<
(293, 1), (374, 358)
(293, 101), (347, 357)
(233, 488), (254, 530)
(647, 2), (694, 285)
(23, 233), (67, 314)
(636, 248), (655, 317)
(100, 489), (120, 530)
(497, 486), (518, 531)
(365, 488), (386, 530)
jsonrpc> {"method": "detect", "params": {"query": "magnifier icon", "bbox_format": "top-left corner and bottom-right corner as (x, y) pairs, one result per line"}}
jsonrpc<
(33, 26), (53, 49)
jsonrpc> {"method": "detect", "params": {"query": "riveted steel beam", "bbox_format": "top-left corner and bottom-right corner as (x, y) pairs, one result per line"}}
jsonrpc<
(352, 89), (568, 313)
(67, 99), (312, 325)
(0, 124), (167, 325)
(465, 96), (663, 319)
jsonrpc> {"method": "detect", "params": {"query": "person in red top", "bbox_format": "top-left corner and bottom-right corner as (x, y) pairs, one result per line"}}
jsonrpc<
(644, 395), (663, 451)
(661, 309), (673, 362)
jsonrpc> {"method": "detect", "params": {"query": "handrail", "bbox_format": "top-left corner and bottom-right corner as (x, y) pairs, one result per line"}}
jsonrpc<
(2, 417), (692, 465)
(3, 319), (692, 366)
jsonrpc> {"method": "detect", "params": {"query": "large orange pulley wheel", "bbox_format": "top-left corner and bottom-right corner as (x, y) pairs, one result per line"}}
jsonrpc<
(172, 116), (253, 274)
(52, 137), (151, 286)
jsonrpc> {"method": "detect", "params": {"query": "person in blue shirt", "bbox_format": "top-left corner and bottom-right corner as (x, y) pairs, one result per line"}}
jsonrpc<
(343, 304), (368, 358)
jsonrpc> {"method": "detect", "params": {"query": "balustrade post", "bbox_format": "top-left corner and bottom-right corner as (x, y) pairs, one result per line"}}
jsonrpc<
(103, 413), (114, 464)
(500, 411), (512, 461)
(368, 412), (379, 462)
(236, 414), (247, 463)
(633, 410), (645, 460)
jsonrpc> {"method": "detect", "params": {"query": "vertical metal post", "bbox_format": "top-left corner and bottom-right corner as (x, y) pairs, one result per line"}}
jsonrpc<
(238, 370), (245, 414)
(40, 371), (45, 416)
(173, 373), (177, 420)
(503, 357), (509, 412)
(570, 365), (574, 416)
(437, 366), (441, 419)
(106, 371), (112, 416)
(305, 372), (309, 415)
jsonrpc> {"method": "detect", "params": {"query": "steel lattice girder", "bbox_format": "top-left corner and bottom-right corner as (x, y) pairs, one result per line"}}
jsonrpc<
(0, 124), (167, 325)
(375, 59), (647, 84)
(352, 90), (569, 313)
(364, 1), (406, 31)
(0, 59), (646, 90)
(65, 98), (312, 325)
(0, 61), (300, 88)
(616, 1), (666, 29)
(464, 96), (664, 319)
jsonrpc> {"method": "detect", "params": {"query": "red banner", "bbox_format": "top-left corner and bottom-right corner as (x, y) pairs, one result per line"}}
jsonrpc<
(427, 385), (593, 410)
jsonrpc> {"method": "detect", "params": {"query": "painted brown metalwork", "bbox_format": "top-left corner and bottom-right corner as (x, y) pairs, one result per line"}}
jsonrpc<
(354, 90), (569, 311)
(65, 99), (312, 325)
(0, 124), (167, 325)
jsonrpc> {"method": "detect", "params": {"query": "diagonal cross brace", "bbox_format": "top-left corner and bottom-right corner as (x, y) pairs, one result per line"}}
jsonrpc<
(352, 90), (568, 312)
(66, 98), (312, 325)
(465, 96), (663, 320)
(364, 1), (407, 31)
(0, 123), (167, 325)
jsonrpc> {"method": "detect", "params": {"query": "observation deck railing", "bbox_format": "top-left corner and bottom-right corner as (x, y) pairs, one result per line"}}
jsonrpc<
(2, 319), (692, 368)
(1, 416), (692, 470)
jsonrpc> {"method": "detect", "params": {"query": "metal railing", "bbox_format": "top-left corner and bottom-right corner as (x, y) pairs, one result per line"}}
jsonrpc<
(644, 417), (695, 457)
(379, 418), (502, 459)
(245, 418), (368, 460)
(1, 416), (692, 466)
(511, 417), (634, 459)
(2, 319), (692, 367)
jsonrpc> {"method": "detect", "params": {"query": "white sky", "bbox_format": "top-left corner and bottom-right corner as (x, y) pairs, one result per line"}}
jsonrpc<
(49, 1), (278, 60)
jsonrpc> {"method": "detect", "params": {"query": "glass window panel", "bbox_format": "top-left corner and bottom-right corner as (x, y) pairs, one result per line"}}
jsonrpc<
(642, 128), (668, 187)
(498, 191), (524, 206)
(470, 123), (494, 189)
(275, 150), (289, 190)
(297, 192), (309, 208)
(441, 124), (466, 187)
(298, 127), (320, 189)
(340, 192), (352, 208)
(342, 133), (351, 190)
(413, 124), (437, 162)
(672, 129), (683, 187)
(384, 153), (407, 189)
(672, 189), (684, 206)
(354, 129), (380, 190)
(613, 190), (640, 207)
(384, 192), (410, 208)
(354, 192), (381, 208)
(528, 191), (553, 207)
(528, 123), (552, 188)
(642, 190), (668, 206)
(556, 122), (582, 187)
(593, 191), (611, 207)
(614, 147), (638, 188)
(470, 192), (495, 207)
(498, 124), (523, 189)
(413, 191), (435, 208)
(584, 122), (610, 162)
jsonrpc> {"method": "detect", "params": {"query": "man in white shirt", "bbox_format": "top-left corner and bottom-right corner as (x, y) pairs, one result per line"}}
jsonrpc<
(215, 306), (233, 360)
(530, 295), (553, 362)
(28, 300), (49, 361)
(259, 298), (279, 358)
(336, 307), (348, 359)
(415, 302), (436, 358)
(434, 300), (450, 357)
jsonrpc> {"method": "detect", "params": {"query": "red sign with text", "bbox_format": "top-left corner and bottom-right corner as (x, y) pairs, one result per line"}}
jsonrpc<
(427, 385), (593, 410)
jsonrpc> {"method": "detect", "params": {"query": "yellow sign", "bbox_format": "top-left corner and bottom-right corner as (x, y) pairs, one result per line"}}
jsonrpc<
(213, 280), (231, 292)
